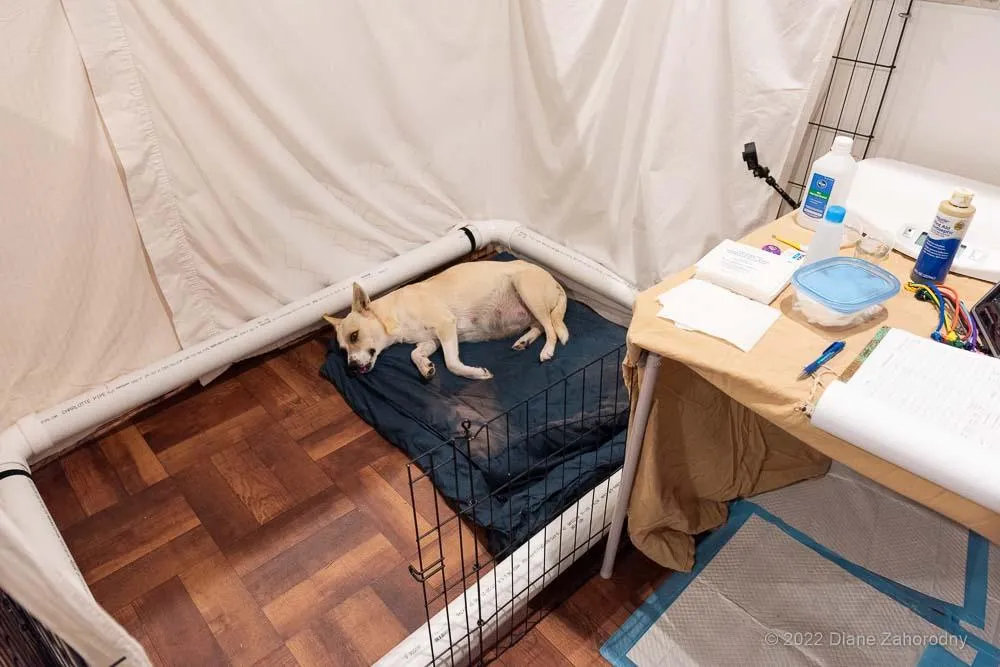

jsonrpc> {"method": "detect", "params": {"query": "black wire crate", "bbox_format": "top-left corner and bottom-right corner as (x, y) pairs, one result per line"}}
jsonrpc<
(0, 589), (86, 667)
(405, 344), (631, 666)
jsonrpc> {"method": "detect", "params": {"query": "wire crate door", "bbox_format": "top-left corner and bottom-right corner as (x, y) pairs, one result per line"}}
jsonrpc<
(405, 429), (503, 667)
(404, 345), (631, 665)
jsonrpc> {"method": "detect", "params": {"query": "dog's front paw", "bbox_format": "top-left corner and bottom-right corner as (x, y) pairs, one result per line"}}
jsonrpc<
(512, 340), (528, 351)
(420, 362), (436, 381)
(471, 367), (493, 380)
(539, 348), (554, 363)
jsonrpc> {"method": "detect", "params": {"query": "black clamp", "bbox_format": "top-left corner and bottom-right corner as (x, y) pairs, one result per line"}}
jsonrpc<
(742, 141), (800, 211)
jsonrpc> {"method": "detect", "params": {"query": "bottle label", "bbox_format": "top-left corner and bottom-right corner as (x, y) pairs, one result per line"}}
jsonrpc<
(927, 212), (967, 241)
(912, 211), (969, 282)
(802, 173), (835, 219)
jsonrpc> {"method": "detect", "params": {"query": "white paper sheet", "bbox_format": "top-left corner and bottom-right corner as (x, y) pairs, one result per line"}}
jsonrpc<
(656, 279), (781, 352)
(812, 328), (1000, 513)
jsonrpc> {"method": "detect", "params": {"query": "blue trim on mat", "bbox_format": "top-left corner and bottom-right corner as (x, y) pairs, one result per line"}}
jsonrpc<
(598, 503), (755, 667)
(746, 502), (999, 661)
(747, 502), (990, 630)
(917, 645), (971, 667)
(964, 533), (991, 629)
(973, 652), (1000, 667)
(602, 501), (999, 666)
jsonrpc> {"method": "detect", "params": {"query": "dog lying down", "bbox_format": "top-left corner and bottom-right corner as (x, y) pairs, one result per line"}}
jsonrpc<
(323, 260), (570, 380)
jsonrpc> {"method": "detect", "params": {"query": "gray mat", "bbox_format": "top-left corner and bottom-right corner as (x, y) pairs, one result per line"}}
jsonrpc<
(751, 462), (968, 607)
(622, 516), (977, 666)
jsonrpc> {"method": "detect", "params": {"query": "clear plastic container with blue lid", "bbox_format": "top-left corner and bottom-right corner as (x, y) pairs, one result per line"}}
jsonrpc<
(791, 256), (900, 327)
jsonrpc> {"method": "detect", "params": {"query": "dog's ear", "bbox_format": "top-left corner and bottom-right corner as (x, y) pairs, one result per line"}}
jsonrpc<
(322, 315), (341, 328)
(352, 282), (371, 313)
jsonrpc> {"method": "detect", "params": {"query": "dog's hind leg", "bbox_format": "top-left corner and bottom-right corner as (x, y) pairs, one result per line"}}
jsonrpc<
(513, 274), (565, 362)
(512, 326), (542, 351)
(436, 322), (493, 380)
(410, 339), (439, 380)
(550, 284), (569, 345)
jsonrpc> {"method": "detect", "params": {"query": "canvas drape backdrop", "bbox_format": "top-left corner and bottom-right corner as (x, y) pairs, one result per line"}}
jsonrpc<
(0, 0), (180, 433)
(0, 3), (176, 662)
(61, 0), (851, 350)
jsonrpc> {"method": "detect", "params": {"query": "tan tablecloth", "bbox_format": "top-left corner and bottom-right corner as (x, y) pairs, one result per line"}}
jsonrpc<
(624, 213), (1000, 572)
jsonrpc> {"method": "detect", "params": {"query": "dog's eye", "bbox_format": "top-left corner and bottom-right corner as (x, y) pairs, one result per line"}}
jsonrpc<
(349, 331), (359, 344)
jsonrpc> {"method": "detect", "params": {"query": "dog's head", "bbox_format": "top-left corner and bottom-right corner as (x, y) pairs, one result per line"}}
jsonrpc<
(323, 283), (390, 375)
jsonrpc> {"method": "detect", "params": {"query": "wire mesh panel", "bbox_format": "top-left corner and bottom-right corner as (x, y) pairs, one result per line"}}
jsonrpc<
(405, 345), (630, 666)
(778, 0), (915, 217)
(0, 589), (87, 667)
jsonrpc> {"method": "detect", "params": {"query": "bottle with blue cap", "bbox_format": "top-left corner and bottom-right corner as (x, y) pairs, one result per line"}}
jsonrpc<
(803, 205), (847, 266)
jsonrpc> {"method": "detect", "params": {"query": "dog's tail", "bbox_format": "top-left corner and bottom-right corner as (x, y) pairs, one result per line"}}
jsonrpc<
(552, 286), (569, 345)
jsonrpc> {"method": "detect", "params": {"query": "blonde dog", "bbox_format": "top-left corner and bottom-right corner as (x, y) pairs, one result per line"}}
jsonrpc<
(323, 260), (569, 380)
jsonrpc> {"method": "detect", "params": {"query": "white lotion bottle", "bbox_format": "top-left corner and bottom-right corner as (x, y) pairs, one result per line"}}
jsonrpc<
(803, 205), (846, 266)
(796, 136), (858, 231)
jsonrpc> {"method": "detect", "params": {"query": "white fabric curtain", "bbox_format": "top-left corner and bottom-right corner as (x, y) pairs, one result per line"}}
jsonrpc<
(61, 0), (850, 348)
(0, 2), (170, 661)
(0, 0), (179, 432)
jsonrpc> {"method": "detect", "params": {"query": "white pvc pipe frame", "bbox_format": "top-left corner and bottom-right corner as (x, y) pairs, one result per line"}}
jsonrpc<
(0, 220), (637, 666)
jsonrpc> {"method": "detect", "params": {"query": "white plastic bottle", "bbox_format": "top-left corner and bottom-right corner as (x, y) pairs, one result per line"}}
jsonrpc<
(803, 205), (846, 266)
(796, 136), (858, 231)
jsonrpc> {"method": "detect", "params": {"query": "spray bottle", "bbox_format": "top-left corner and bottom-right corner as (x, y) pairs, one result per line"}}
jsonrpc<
(911, 187), (977, 284)
(802, 205), (847, 266)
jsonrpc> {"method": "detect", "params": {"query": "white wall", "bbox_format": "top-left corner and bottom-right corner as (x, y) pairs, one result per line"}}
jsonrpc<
(875, 1), (1000, 185)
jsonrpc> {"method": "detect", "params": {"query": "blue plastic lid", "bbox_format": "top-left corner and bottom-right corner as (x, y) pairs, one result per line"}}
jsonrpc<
(825, 205), (846, 224)
(792, 256), (900, 313)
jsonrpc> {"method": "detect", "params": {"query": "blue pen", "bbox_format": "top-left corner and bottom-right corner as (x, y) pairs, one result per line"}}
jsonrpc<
(798, 341), (846, 379)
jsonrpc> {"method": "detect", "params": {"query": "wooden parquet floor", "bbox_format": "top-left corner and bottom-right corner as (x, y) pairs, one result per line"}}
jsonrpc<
(35, 334), (667, 666)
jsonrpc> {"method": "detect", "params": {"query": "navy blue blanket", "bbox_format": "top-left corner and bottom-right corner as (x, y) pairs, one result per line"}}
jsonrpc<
(320, 256), (629, 556)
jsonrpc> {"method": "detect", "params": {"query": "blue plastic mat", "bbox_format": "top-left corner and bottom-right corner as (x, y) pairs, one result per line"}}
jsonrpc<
(319, 254), (629, 556)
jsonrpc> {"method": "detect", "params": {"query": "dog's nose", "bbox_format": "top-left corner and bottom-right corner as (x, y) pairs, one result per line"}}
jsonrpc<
(347, 360), (372, 375)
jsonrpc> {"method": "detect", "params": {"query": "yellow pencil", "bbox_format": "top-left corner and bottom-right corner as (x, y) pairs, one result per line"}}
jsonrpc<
(772, 234), (805, 252)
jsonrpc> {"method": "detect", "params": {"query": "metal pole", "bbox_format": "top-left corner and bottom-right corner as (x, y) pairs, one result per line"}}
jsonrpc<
(600, 352), (662, 579)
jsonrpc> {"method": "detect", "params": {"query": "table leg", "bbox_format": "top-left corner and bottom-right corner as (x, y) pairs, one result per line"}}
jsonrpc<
(600, 351), (662, 579)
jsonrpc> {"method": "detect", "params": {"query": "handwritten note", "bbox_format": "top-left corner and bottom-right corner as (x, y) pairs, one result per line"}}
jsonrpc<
(848, 329), (1000, 452)
(812, 328), (1000, 513)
